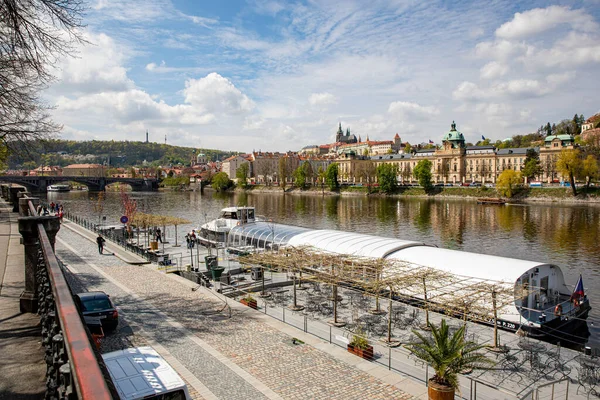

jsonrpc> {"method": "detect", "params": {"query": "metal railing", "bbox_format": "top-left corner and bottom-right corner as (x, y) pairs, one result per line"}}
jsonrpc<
(219, 282), (573, 400)
(20, 196), (113, 399)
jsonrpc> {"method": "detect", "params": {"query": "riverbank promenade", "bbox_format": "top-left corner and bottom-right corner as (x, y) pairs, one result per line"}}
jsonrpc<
(55, 219), (421, 400)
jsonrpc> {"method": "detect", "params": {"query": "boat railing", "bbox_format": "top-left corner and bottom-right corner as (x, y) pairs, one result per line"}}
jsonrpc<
(520, 298), (579, 323)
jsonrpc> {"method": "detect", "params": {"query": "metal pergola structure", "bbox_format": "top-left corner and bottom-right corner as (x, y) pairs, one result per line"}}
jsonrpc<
(240, 246), (532, 347)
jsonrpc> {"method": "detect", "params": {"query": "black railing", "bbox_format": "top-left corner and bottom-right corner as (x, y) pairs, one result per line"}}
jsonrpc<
(18, 195), (112, 399)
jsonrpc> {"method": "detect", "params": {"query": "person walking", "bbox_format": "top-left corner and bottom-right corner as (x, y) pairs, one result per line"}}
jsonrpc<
(156, 228), (162, 243)
(97, 234), (106, 254)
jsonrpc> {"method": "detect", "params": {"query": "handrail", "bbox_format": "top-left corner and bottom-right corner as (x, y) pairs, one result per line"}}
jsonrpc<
(24, 197), (112, 399)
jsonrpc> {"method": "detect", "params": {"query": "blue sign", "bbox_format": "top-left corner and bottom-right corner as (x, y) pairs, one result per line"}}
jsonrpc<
(120, 216), (129, 224)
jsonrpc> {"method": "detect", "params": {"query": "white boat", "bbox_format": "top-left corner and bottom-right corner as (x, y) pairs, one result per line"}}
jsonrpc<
(47, 184), (71, 192)
(198, 206), (591, 340)
(198, 207), (258, 247)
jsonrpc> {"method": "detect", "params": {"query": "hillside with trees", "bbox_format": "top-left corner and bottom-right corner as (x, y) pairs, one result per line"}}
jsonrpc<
(8, 139), (239, 169)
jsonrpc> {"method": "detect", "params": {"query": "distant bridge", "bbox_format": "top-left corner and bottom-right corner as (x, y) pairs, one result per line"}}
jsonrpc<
(0, 175), (160, 192)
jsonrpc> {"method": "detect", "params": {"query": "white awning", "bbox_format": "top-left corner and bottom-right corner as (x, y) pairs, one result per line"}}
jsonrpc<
(287, 230), (427, 259)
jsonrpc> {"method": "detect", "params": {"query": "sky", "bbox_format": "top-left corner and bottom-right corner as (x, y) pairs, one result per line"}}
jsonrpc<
(47, 0), (600, 153)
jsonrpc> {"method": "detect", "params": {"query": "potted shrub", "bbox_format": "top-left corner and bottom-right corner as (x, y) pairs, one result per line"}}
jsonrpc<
(405, 319), (492, 400)
(347, 329), (373, 360)
(240, 294), (258, 310)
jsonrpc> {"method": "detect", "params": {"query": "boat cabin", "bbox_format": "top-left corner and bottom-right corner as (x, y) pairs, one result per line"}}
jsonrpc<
(219, 207), (255, 223)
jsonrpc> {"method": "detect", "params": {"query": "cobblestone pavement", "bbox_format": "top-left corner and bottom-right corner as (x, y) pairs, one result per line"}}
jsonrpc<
(56, 221), (415, 400)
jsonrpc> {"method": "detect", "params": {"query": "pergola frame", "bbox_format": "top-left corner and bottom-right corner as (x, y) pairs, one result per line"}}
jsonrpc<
(240, 246), (532, 345)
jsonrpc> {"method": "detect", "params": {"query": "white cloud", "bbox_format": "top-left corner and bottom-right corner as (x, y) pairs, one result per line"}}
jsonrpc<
(388, 102), (440, 120)
(308, 92), (338, 107)
(496, 6), (599, 40)
(453, 73), (576, 102)
(480, 62), (509, 79)
(475, 40), (528, 61)
(183, 73), (255, 115)
(51, 32), (133, 94)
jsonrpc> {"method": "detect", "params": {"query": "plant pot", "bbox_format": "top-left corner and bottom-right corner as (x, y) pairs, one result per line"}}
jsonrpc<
(241, 298), (257, 309)
(427, 379), (455, 400)
(347, 344), (374, 360)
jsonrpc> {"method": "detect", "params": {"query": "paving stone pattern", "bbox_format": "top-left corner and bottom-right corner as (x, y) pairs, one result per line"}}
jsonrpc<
(57, 223), (414, 400)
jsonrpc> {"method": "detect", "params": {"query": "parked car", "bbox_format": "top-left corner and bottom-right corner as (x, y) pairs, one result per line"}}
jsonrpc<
(460, 182), (471, 187)
(103, 346), (191, 400)
(471, 182), (482, 187)
(74, 291), (118, 331)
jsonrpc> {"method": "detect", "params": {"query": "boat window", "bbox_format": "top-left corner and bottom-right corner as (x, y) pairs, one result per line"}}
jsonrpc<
(220, 211), (237, 219)
(248, 209), (255, 219)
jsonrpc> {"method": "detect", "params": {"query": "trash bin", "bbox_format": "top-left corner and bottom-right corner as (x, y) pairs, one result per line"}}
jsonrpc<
(205, 255), (218, 271)
(220, 272), (231, 285)
(150, 241), (158, 250)
(211, 266), (225, 281)
(251, 266), (263, 281)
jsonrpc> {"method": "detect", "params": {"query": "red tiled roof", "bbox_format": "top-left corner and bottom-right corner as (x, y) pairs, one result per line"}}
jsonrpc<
(585, 114), (600, 125)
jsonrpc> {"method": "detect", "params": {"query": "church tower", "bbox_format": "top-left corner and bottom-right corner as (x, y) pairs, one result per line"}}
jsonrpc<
(336, 123), (343, 142)
(145, 130), (149, 143)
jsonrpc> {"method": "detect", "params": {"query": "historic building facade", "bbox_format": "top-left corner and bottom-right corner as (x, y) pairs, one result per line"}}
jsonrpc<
(337, 122), (575, 185)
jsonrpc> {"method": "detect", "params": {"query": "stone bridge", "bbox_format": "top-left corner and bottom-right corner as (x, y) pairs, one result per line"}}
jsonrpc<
(0, 175), (160, 192)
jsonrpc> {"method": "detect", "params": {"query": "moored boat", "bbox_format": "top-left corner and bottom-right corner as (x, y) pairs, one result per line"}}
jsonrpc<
(47, 184), (71, 192)
(198, 206), (591, 341)
(477, 197), (506, 205)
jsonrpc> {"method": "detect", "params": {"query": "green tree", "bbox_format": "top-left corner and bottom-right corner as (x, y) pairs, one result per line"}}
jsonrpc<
(413, 160), (433, 190)
(497, 169), (521, 198)
(404, 143), (413, 154)
(545, 122), (552, 136)
(293, 165), (306, 189)
(325, 163), (339, 191)
(521, 149), (542, 182)
(581, 155), (598, 189)
(236, 162), (249, 188)
(211, 172), (232, 191)
(556, 149), (581, 196)
(376, 163), (398, 194)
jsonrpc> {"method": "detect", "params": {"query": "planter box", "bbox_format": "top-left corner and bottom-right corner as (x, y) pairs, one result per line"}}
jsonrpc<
(241, 298), (258, 310)
(347, 344), (373, 360)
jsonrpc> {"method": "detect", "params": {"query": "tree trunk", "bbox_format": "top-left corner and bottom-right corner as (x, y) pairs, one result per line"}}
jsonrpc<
(569, 173), (577, 196)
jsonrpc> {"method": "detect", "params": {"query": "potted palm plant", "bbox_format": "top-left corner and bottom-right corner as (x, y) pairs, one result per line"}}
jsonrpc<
(405, 319), (492, 400)
(240, 293), (258, 310)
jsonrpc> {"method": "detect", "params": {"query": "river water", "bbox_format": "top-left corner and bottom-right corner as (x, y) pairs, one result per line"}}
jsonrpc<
(46, 189), (600, 349)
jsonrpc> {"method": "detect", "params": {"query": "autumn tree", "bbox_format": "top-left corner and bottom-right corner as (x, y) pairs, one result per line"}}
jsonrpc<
(497, 170), (521, 198)
(278, 157), (293, 191)
(581, 155), (598, 189)
(556, 149), (582, 196)
(355, 160), (377, 193)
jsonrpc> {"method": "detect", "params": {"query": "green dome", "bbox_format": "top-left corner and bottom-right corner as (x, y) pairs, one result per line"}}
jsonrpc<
(442, 121), (465, 148)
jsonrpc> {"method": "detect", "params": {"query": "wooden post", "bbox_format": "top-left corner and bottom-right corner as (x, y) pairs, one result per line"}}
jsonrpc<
(492, 289), (498, 348)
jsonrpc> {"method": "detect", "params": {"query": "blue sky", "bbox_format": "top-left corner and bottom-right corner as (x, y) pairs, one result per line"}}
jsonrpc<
(48, 0), (600, 152)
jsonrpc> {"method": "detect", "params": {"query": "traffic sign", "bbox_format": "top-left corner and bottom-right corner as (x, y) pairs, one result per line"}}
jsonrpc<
(120, 216), (128, 224)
